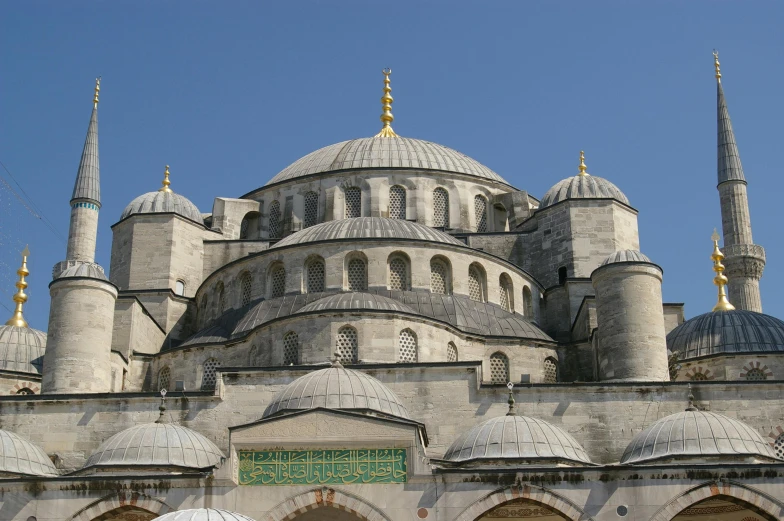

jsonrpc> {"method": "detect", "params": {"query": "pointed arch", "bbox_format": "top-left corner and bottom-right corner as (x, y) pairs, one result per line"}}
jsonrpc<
(264, 487), (392, 521)
(453, 484), (594, 521)
(648, 481), (783, 521)
(66, 492), (173, 521)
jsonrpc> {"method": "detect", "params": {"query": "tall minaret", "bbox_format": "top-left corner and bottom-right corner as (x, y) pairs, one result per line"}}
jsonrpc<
(714, 51), (765, 312)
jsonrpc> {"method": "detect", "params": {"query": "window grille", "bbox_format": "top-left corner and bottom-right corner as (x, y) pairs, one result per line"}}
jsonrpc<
(307, 259), (325, 293)
(158, 367), (171, 391)
(201, 358), (221, 390)
(345, 187), (361, 218)
(283, 332), (299, 365)
(447, 342), (458, 362)
(745, 368), (767, 381)
(336, 326), (358, 363)
(474, 195), (487, 232)
(468, 266), (483, 302)
(543, 358), (558, 383)
(775, 433), (784, 460)
(240, 272), (253, 306)
(269, 200), (281, 238)
(434, 188), (449, 228)
(431, 259), (448, 294)
(691, 372), (708, 381)
(499, 277), (511, 312)
(217, 283), (226, 314)
(523, 286), (534, 317)
(347, 259), (367, 291)
(389, 256), (408, 290)
(16, 388), (33, 395)
(304, 191), (319, 228)
(489, 353), (509, 384)
(240, 217), (250, 239)
(398, 330), (418, 363)
(270, 266), (286, 298)
(389, 185), (406, 219)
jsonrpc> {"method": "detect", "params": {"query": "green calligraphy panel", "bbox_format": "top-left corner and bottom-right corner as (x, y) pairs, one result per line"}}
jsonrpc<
(238, 448), (407, 485)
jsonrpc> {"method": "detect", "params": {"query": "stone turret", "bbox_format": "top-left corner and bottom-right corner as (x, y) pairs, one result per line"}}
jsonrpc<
(713, 52), (765, 312)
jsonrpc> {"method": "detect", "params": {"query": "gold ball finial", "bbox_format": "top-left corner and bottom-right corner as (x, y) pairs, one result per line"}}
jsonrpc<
(713, 50), (721, 82)
(375, 68), (398, 138)
(578, 150), (589, 176)
(93, 77), (101, 107)
(711, 228), (735, 312)
(159, 165), (173, 193)
(5, 246), (30, 328)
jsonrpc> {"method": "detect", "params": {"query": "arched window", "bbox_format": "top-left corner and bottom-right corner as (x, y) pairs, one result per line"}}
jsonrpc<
(16, 387), (34, 395)
(468, 264), (485, 302)
(690, 372), (708, 381)
(239, 272), (253, 306)
(499, 274), (512, 312)
(158, 366), (171, 391)
(474, 195), (488, 232)
(269, 200), (282, 238)
(447, 342), (458, 362)
(217, 282), (226, 314)
(306, 257), (326, 293)
(489, 352), (509, 384)
(336, 326), (358, 363)
(240, 216), (250, 239)
(389, 185), (406, 219)
(345, 187), (361, 218)
(398, 329), (418, 362)
(201, 358), (221, 390)
(543, 357), (558, 383)
(388, 255), (409, 291)
(774, 433), (784, 460)
(304, 191), (319, 228)
(248, 345), (259, 366)
(493, 203), (508, 231)
(199, 294), (208, 326)
(430, 257), (450, 295)
(745, 368), (767, 381)
(523, 286), (534, 318)
(347, 258), (367, 291)
(174, 280), (185, 296)
(558, 266), (567, 285)
(433, 187), (449, 228)
(283, 332), (299, 365)
(270, 265), (286, 298)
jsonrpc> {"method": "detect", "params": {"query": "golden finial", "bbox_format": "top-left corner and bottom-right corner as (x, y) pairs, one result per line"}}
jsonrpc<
(375, 68), (398, 138)
(578, 150), (589, 176)
(5, 246), (30, 328)
(711, 228), (735, 312)
(713, 50), (721, 82)
(159, 165), (173, 193)
(93, 77), (101, 107)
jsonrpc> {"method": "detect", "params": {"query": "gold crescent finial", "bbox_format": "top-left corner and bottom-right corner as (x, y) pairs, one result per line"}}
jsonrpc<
(711, 228), (735, 312)
(713, 50), (721, 82)
(5, 246), (30, 328)
(159, 165), (173, 193)
(578, 150), (589, 176)
(375, 68), (398, 138)
(93, 77), (101, 107)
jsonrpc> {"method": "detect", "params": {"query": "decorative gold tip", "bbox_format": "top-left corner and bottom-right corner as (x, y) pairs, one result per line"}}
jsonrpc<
(159, 165), (173, 193)
(713, 50), (721, 82)
(711, 228), (735, 312)
(375, 68), (398, 138)
(5, 246), (30, 328)
(577, 150), (589, 176)
(93, 77), (101, 107)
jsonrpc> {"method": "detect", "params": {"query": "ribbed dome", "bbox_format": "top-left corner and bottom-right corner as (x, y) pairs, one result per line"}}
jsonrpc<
(85, 423), (225, 470)
(57, 261), (108, 281)
(273, 217), (464, 248)
(667, 310), (784, 360)
(263, 365), (410, 419)
(297, 292), (417, 314)
(540, 175), (629, 209)
(0, 429), (58, 476)
(121, 191), (203, 223)
(152, 509), (256, 521)
(621, 410), (779, 464)
(0, 325), (46, 374)
(265, 137), (509, 186)
(443, 415), (591, 465)
(600, 249), (652, 266)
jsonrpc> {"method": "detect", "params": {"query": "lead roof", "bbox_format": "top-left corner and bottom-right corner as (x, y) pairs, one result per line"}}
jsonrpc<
(71, 106), (101, 205)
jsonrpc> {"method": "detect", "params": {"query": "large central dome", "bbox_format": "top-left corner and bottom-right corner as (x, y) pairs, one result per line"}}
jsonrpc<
(265, 137), (510, 186)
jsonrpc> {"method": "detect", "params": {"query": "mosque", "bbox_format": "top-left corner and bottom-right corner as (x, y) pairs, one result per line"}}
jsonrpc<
(0, 54), (782, 521)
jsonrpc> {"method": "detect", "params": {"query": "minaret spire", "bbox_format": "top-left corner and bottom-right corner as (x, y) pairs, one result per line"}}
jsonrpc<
(375, 68), (398, 138)
(5, 246), (31, 328)
(72, 77), (102, 207)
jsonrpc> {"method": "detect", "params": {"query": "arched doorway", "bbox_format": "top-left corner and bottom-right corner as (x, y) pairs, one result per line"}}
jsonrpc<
(91, 507), (156, 521)
(292, 508), (366, 521)
(265, 488), (390, 521)
(453, 485), (590, 521)
(476, 498), (569, 521)
(670, 497), (778, 521)
(649, 482), (783, 521)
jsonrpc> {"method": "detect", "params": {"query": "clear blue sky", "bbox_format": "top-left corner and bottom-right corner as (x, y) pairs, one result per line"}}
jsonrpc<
(1, 2), (782, 330)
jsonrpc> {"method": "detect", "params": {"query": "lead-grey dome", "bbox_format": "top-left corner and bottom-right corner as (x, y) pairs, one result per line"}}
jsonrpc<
(265, 137), (509, 186)
(621, 410), (779, 464)
(443, 415), (591, 465)
(57, 261), (108, 281)
(273, 217), (465, 248)
(540, 174), (629, 209)
(0, 429), (58, 476)
(263, 365), (410, 419)
(0, 325), (46, 375)
(667, 310), (784, 360)
(85, 423), (225, 470)
(121, 191), (203, 224)
(152, 509), (256, 521)
(600, 250), (652, 266)
(297, 292), (417, 315)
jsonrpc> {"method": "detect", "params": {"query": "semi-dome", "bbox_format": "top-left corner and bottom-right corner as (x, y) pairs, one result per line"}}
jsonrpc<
(151, 509), (256, 521)
(0, 325), (46, 374)
(273, 217), (465, 248)
(667, 310), (784, 360)
(121, 191), (203, 223)
(443, 415), (591, 465)
(600, 250), (652, 266)
(621, 409), (780, 464)
(264, 137), (509, 187)
(263, 364), (410, 419)
(297, 292), (417, 315)
(0, 429), (58, 476)
(85, 423), (225, 470)
(57, 261), (108, 281)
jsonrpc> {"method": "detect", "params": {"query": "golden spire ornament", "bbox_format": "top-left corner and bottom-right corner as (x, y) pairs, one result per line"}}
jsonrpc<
(711, 229), (735, 312)
(713, 50), (721, 82)
(159, 165), (173, 193)
(375, 68), (398, 138)
(5, 246), (31, 328)
(93, 77), (101, 107)
(578, 150), (589, 176)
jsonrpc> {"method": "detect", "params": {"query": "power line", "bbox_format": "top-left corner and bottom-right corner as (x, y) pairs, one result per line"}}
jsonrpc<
(0, 159), (65, 243)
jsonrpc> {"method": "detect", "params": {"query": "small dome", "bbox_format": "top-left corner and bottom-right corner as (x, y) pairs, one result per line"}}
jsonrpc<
(57, 261), (108, 281)
(540, 175), (629, 209)
(621, 410), (779, 464)
(0, 325), (46, 374)
(667, 310), (784, 360)
(85, 423), (224, 470)
(600, 250), (652, 266)
(263, 365), (410, 419)
(273, 217), (464, 248)
(297, 292), (417, 315)
(0, 429), (58, 476)
(443, 415), (591, 465)
(121, 191), (203, 224)
(152, 509), (256, 521)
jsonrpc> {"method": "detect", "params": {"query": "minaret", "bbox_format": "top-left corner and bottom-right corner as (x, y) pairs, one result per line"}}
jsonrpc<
(713, 51), (766, 312)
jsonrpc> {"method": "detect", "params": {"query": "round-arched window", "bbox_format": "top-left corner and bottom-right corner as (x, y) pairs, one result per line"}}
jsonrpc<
(283, 332), (299, 365)
(433, 187), (449, 228)
(389, 185), (406, 219)
(201, 358), (221, 390)
(489, 352), (509, 384)
(474, 195), (488, 232)
(336, 326), (358, 363)
(398, 329), (418, 363)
